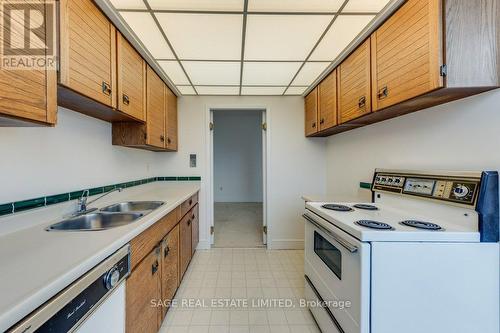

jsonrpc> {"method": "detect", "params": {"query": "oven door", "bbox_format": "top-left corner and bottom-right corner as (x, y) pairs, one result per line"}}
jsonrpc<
(303, 211), (371, 333)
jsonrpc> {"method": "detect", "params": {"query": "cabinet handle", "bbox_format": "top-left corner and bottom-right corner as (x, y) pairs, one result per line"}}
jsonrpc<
(320, 118), (325, 125)
(164, 245), (170, 258)
(358, 96), (366, 109)
(312, 122), (316, 128)
(122, 94), (130, 105)
(377, 86), (388, 100)
(101, 82), (112, 96)
(192, 214), (195, 220)
(167, 137), (172, 144)
(188, 219), (191, 226)
(189, 200), (192, 206)
(160, 135), (165, 142)
(152, 260), (159, 275)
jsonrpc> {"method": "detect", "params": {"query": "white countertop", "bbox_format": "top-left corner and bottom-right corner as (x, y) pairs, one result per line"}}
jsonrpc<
(0, 181), (200, 332)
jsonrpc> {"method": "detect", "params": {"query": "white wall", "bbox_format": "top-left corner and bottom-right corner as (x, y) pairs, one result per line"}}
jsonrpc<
(326, 90), (500, 202)
(213, 110), (263, 203)
(0, 107), (159, 203)
(155, 96), (327, 249)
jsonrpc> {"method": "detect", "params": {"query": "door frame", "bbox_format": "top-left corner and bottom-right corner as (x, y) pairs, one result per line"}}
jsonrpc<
(206, 107), (269, 247)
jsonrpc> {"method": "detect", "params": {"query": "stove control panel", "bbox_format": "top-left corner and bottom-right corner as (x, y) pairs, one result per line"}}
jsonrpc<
(372, 170), (481, 207)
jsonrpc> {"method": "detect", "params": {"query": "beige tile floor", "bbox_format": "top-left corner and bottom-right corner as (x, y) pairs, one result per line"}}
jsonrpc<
(159, 248), (319, 333)
(214, 203), (264, 248)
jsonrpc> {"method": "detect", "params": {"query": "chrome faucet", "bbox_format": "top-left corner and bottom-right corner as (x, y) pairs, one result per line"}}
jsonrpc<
(76, 187), (123, 216)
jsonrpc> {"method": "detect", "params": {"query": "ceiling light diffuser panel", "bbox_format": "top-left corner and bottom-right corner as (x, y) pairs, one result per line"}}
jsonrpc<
(291, 62), (331, 86)
(182, 61), (241, 85)
(343, 0), (392, 12)
(285, 86), (309, 95)
(241, 87), (286, 95)
(109, 0), (146, 10)
(147, 0), (244, 11)
(119, 12), (175, 59)
(196, 86), (240, 95)
(157, 61), (190, 85)
(245, 15), (333, 61)
(242, 62), (302, 86)
(310, 15), (375, 61)
(155, 13), (242, 60)
(248, 0), (345, 12)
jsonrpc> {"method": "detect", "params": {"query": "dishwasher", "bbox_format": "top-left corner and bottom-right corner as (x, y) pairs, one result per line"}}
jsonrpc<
(9, 245), (130, 333)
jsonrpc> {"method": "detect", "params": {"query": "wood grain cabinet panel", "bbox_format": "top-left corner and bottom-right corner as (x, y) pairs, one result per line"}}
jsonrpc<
(117, 32), (146, 121)
(191, 205), (199, 256)
(371, 0), (443, 111)
(318, 69), (337, 131)
(126, 247), (161, 333)
(304, 87), (318, 136)
(160, 225), (180, 319)
(338, 38), (372, 124)
(0, 0), (56, 126)
(165, 87), (178, 151)
(146, 66), (166, 149)
(59, 0), (116, 108)
(179, 213), (192, 280)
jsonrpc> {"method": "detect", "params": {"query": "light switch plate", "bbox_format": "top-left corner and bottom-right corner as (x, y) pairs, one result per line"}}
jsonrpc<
(190, 154), (197, 168)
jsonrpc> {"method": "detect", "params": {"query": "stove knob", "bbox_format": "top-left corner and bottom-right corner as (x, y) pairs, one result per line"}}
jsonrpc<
(453, 185), (469, 198)
(104, 266), (120, 290)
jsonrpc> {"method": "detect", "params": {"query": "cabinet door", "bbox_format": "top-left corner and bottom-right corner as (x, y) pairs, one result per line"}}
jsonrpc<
(318, 69), (337, 131)
(165, 87), (178, 151)
(117, 32), (146, 121)
(161, 225), (180, 319)
(146, 66), (166, 148)
(59, 0), (116, 107)
(191, 205), (199, 256)
(304, 87), (318, 136)
(126, 248), (161, 333)
(0, 0), (56, 125)
(371, 0), (443, 111)
(338, 38), (371, 124)
(179, 213), (192, 280)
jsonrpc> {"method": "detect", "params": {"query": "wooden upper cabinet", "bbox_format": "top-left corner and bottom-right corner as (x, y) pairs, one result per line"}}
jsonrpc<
(160, 225), (180, 319)
(165, 87), (178, 151)
(126, 248), (161, 333)
(318, 69), (337, 131)
(0, 0), (56, 126)
(371, 0), (443, 111)
(117, 32), (146, 121)
(338, 38), (372, 124)
(146, 66), (166, 149)
(59, 0), (116, 108)
(305, 87), (318, 136)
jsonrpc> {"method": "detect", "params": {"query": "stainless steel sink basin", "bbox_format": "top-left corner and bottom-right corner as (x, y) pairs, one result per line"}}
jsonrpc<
(47, 212), (144, 231)
(100, 201), (165, 213)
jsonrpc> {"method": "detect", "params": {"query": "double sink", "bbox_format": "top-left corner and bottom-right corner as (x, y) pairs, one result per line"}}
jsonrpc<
(47, 201), (165, 231)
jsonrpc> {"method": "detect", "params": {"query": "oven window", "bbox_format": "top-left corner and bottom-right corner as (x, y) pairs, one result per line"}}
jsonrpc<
(314, 231), (342, 280)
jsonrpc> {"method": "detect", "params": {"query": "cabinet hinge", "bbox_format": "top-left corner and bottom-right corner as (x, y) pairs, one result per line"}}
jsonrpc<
(210, 226), (214, 235)
(262, 122), (267, 131)
(263, 226), (267, 234)
(209, 122), (214, 131)
(440, 64), (447, 77)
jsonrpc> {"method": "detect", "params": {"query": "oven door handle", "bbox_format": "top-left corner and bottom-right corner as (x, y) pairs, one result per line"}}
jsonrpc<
(303, 214), (358, 253)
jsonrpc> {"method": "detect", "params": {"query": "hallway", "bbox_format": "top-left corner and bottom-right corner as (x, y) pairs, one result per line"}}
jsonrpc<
(214, 203), (264, 248)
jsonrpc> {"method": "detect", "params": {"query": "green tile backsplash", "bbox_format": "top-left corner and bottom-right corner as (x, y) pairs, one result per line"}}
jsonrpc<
(0, 176), (201, 217)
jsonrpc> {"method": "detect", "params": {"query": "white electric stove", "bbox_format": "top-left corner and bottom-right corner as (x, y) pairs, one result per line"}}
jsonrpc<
(303, 169), (500, 333)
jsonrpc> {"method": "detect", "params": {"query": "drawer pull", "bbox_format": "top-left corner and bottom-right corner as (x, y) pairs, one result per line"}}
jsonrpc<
(312, 122), (316, 128)
(358, 96), (366, 109)
(320, 118), (325, 125)
(122, 94), (130, 105)
(164, 245), (170, 258)
(160, 135), (165, 142)
(152, 260), (159, 275)
(102, 81), (112, 95)
(377, 86), (388, 100)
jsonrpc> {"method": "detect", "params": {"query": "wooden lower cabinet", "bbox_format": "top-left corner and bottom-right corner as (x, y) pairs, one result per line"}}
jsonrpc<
(126, 247), (161, 333)
(191, 205), (199, 256)
(179, 213), (193, 280)
(160, 225), (180, 319)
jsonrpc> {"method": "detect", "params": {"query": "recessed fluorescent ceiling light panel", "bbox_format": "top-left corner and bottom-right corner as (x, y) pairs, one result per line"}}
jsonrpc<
(110, 0), (392, 95)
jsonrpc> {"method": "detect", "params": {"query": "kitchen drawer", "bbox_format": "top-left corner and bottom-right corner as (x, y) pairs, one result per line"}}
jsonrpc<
(181, 192), (198, 218)
(129, 207), (179, 269)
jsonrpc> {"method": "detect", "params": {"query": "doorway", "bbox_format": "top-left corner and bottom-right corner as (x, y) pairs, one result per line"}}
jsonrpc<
(210, 109), (267, 248)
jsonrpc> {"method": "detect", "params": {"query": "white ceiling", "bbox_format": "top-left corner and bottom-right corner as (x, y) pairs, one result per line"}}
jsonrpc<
(109, 0), (391, 96)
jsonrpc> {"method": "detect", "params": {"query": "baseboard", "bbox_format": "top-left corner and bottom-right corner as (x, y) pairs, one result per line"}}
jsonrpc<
(196, 240), (211, 250)
(268, 239), (304, 250)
